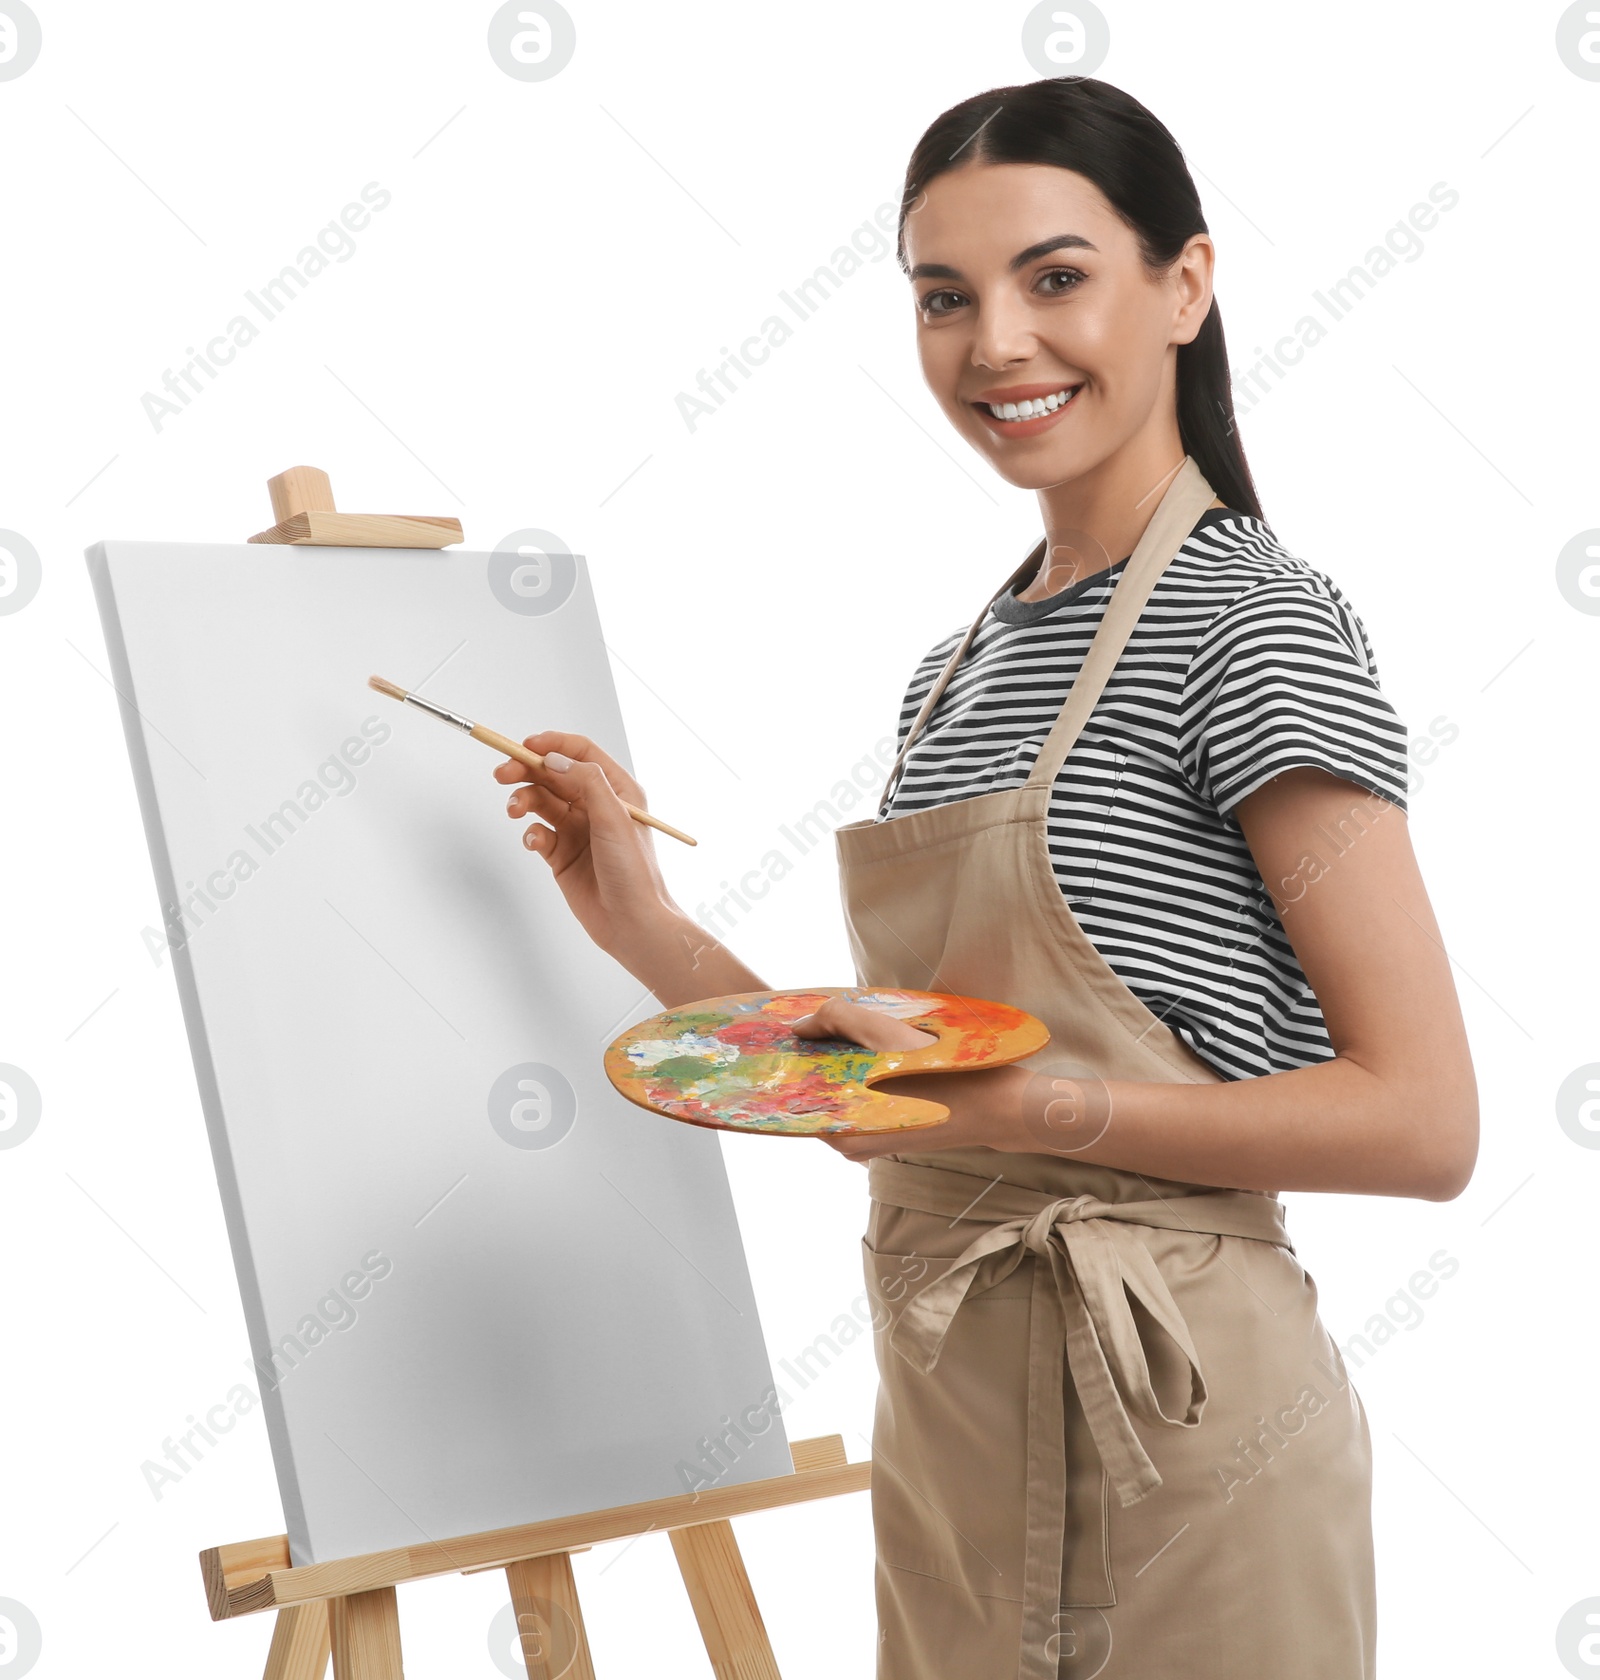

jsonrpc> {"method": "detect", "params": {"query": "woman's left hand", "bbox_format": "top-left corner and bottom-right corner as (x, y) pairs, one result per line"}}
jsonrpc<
(790, 995), (1020, 1163)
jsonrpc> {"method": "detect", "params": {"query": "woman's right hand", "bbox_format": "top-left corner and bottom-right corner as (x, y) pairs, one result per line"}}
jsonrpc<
(495, 731), (679, 961)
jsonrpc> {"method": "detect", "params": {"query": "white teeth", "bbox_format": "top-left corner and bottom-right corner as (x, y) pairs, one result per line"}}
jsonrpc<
(986, 386), (1078, 421)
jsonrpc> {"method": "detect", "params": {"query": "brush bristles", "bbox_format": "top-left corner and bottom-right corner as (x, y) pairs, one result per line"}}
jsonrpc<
(368, 674), (408, 702)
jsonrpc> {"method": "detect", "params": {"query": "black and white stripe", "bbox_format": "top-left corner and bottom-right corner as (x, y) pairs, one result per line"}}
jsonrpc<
(878, 509), (1411, 1081)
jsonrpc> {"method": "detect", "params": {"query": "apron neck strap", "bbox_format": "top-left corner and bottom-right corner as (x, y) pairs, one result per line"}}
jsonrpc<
(874, 456), (1219, 819)
(1026, 455), (1217, 789)
(873, 540), (1043, 818)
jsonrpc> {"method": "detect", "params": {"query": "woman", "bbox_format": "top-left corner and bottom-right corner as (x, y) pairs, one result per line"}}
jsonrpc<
(497, 77), (1477, 1680)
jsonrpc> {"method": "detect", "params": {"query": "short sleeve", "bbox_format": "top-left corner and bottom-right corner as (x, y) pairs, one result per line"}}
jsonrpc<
(1179, 572), (1410, 818)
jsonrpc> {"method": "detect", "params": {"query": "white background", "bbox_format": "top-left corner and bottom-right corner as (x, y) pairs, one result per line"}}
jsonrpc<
(1, 1), (1596, 1676)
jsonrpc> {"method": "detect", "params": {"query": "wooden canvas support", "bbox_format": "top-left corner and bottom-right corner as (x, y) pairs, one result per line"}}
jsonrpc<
(328, 1589), (403, 1679)
(263, 1601), (329, 1680)
(203, 1433), (869, 1680)
(248, 463), (463, 548)
(505, 1551), (597, 1680)
(670, 1520), (780, 1680)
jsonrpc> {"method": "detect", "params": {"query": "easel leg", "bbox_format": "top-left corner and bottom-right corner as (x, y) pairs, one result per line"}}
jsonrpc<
(670, 1520), (781, 1680)
(328, 1586), (403, 1679)
(263, 1601), (330, 1680)
(505, 1552), (597, 1680)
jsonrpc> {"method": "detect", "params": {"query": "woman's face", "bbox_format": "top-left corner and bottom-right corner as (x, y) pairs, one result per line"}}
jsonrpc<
(903, 162), (1213, 490)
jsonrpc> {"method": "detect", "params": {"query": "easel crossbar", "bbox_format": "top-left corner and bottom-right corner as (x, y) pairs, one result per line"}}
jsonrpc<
(201, 1435), (869, 1620)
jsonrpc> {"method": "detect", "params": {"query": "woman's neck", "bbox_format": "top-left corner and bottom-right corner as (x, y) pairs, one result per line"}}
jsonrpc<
(1016, 445), (1218, 604)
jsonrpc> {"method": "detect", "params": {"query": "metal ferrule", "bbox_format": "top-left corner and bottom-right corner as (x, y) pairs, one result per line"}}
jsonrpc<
(402, 691), (474, 732)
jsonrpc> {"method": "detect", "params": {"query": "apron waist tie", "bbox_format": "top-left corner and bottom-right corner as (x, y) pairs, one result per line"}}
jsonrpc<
(865, 1156), (1295, 1680)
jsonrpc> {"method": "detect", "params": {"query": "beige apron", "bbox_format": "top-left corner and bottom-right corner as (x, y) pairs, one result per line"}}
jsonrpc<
(833, 458), (1376, 1680)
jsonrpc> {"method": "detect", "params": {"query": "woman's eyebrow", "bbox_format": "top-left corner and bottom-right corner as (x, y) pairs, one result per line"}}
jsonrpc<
(908, 232), (1099, 283)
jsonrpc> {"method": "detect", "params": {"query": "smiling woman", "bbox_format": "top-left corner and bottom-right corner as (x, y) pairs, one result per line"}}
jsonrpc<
(495, 72), (1475, 1680)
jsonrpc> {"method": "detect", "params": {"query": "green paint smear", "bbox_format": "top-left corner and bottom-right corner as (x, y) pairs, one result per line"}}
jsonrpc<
(650, 1055), (732, 1083)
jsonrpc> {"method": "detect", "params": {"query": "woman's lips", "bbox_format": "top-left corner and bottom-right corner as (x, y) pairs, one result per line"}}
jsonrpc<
(972, 383), (1084, 438)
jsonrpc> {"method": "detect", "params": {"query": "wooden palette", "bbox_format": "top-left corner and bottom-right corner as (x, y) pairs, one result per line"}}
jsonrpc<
(603, 987), (1050, 1137)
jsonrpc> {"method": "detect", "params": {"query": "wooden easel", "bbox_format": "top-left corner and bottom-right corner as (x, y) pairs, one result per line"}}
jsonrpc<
(212, 469), (868, 1673)
(202, 1434), (870, 1678)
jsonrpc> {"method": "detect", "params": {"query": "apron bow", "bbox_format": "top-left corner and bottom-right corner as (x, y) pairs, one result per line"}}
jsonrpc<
(1021, 1193), (1098, 1253)
(889, 1190), (1206, 1513)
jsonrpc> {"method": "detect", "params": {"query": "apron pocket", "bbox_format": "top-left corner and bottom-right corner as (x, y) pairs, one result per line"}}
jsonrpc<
(860, 1232), (1038, 1602)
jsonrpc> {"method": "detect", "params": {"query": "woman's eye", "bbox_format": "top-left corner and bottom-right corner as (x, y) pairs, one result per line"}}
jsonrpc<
(1040, 268), (1086, 295)
(920, 289), (965, 317)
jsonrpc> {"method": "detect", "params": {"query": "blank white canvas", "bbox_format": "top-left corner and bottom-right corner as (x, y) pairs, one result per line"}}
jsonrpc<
(86, 539), (791, 1565)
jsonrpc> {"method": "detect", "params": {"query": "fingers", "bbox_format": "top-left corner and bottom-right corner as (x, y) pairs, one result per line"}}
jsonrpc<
(505, 781), (569, 823)
(491, 731), (646, 806)
(502, 751), (638, 874)
(490, 733), (648, 866)
(520, 817), (557, 858)
(792, 997), (938, 1052)
(508, 778), (588, 862)
(791, 998), (869, 1044)
(533, 751), (641, 845)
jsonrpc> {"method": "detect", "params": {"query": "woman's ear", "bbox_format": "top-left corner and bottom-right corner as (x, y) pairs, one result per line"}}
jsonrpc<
(1171, 233), (1216, 346)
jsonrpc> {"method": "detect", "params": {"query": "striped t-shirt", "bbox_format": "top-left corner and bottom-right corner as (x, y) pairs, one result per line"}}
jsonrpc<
(877, 508), (1411, 1081)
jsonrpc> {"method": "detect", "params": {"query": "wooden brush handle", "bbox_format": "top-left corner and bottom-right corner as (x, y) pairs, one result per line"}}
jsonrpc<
(471, 724), (697, 847)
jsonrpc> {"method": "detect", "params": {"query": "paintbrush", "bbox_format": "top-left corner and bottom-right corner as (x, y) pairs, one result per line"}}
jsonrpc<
(366, 674), (697, 847)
